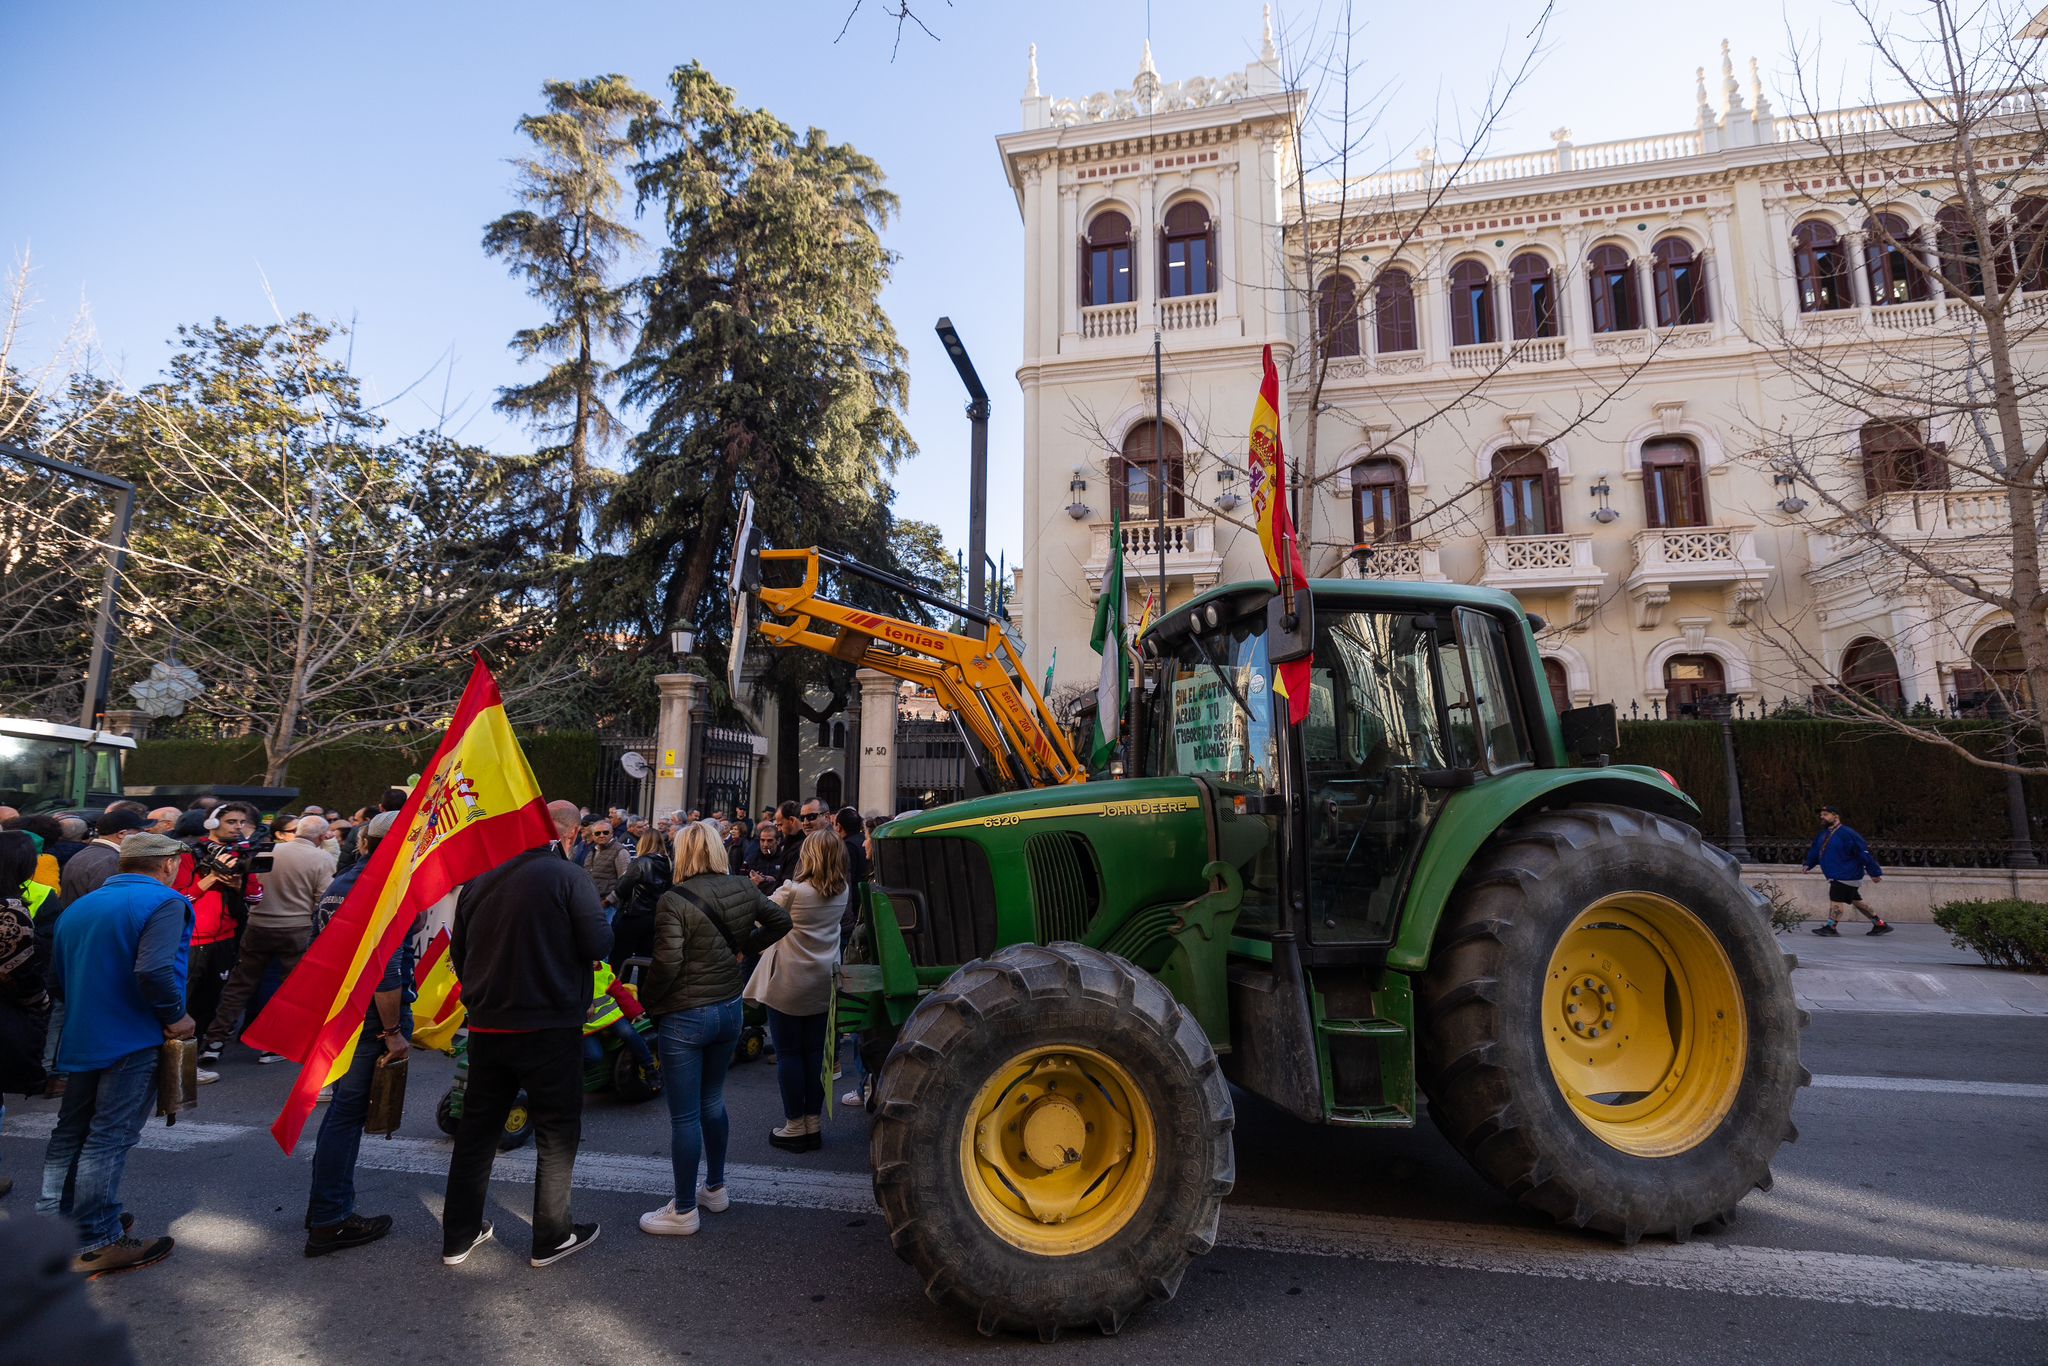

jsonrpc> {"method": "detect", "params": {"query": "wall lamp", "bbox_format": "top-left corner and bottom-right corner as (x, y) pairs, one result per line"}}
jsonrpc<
(1773, 471), (1808, 516)
(1067, 468), (1091, 520)
(1590, 473), (1620, 524)
(1215, 463), (1245, 513)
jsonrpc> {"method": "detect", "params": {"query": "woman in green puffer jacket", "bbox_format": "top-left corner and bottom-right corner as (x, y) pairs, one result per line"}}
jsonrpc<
(637, 822), (789, 1237)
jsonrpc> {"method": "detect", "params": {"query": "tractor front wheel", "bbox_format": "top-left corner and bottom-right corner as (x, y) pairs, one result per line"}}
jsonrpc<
(1419, 804), (1807, 1242)
(869, 942), (1234, 1340)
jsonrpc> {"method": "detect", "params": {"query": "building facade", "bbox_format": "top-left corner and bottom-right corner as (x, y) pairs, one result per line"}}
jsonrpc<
(998, 22), (2044, 718)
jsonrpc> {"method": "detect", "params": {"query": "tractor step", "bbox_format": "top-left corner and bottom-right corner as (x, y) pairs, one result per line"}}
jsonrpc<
(1315, 1017), (1405, 1039)
(1325, 1103), (1412, 1127)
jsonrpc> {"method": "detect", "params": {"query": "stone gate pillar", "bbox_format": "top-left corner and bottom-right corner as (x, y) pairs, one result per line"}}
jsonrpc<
(856, 668), (900, 816)
(652, 672), (706, 818)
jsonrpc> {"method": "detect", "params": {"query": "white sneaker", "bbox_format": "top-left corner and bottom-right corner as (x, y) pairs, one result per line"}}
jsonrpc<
(195, 1067), (220, 1085)
(315, 1087), (334, 1102)
(840, 1088), (864, 1108)
(696, 1183), (730, 1213)
(639, 1200), (700, 1236)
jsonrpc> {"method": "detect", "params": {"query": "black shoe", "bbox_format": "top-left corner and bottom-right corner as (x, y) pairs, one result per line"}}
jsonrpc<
(442, 1220), (494, 1266)
(531, 1222), (598, 1267)
(305, 1212), (394, 1257)
(1868, 921), (1894, 936)
(198, 1044), (223, 1065)
(1811, 922), (1840, 936)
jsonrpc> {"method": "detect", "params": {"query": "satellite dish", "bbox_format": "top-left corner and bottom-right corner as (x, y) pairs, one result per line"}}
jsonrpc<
(620, 751), (650, 780)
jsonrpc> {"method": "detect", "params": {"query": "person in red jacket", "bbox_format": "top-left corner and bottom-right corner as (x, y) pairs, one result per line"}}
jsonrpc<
(173, 802), (264, 1084)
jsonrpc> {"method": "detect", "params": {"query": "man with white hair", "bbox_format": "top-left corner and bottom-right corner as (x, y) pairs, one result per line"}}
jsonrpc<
(200, 814), (335, 1068)
(145, 807), (181, 835)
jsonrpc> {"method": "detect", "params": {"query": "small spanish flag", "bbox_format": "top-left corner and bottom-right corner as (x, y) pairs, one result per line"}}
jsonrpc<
(243, 657), (553, 1153)
(408, 928), (465, 1054)
(1247, 344), (1313, 723)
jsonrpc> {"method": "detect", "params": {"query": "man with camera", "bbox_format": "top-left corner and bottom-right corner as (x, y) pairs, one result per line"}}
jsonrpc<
(201, 815), (333, 1068)
(173, 802), (265, 1084)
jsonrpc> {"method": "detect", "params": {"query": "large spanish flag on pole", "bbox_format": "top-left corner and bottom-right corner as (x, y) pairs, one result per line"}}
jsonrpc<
(1247, 344), (1313, 723)
(243, 657), (552, 1154)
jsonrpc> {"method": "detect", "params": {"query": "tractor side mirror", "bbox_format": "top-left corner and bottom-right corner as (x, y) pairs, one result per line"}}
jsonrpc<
(1559, 702), (1619, 766)
(1265, 591), (1315, 665)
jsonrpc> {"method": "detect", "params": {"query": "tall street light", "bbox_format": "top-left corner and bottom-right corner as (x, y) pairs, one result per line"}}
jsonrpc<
(934, 317), (990, 614)
(0, 441), (136, 730)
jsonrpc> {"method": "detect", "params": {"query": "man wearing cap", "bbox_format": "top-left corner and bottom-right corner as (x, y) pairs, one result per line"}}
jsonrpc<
(300, 809), (413, 1256)
(38, 809), (149, 1088)
(38, 831), (193, 1275)
(1803, 804), (1891, 937)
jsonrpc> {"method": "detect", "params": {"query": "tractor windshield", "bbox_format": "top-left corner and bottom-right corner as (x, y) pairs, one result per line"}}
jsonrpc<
(0, 734), (80, 813)
(1154, 611), (1283, 790)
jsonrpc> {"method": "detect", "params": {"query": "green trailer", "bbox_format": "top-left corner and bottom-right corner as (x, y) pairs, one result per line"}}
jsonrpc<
(838, 577), (1805, 1338)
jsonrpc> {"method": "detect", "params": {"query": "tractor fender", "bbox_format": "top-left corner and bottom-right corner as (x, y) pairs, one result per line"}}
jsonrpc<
(1386, 765), (1698, 973)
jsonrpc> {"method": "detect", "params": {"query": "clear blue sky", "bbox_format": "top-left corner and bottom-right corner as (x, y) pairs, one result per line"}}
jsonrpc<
(5, 0), (1849, 572)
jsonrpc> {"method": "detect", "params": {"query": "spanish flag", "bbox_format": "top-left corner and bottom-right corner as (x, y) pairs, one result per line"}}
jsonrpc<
(408, 928), (465, 1054)
(243, 658), (552, 1153)
(1247, 344), (1313, 723)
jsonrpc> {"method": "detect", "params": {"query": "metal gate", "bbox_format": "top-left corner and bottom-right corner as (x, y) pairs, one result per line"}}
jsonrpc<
(689, 722), (756, 817)
(593, 732), (655, 817)
(895, 717), (971, 812)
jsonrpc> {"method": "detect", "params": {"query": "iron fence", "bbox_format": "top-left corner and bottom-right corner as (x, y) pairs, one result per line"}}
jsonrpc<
(689, 723), (755, 818)
(592, 731), (654, 817)
(895, 717), (971, 813)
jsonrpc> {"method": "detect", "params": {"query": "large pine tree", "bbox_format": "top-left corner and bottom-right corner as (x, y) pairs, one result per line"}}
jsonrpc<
(483, 74), (657, 566)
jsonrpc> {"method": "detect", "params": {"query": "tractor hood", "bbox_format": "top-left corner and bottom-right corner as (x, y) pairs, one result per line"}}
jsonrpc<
(880, 776), (1205, 839)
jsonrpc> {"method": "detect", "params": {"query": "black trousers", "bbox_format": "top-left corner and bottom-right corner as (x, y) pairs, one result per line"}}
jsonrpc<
(441, 1027), (584, 1257)
(186, 940), (239, 1038)
(608, 912), (655, 971)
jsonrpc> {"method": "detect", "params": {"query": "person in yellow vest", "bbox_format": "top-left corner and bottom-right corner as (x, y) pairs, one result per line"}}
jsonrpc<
(582, 961), (654, 1072)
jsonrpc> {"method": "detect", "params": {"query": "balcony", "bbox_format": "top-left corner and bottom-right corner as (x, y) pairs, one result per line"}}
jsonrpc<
(1807, 491), (2008, 575)
(1625, 525), (1772, 629)
(1449, 337), (1567, 371)
(1480, 532), (1607, 613)
(1082, 514), (1224, 590)
(1339, 540), (1447, 582)
(1080, 302), (1139, 340)
(1160, 294), (1218, 331)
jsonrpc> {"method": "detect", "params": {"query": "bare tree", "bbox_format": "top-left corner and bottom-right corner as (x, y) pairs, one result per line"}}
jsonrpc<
(1741, 0), (2048, 768)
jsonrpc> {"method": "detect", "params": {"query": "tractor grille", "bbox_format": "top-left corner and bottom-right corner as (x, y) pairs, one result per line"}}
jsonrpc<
(1024, 831), (1100, 943)
(873, 835), (999, 967)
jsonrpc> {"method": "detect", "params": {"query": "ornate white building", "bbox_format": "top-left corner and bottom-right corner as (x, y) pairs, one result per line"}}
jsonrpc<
(998, 19), (2045, 718)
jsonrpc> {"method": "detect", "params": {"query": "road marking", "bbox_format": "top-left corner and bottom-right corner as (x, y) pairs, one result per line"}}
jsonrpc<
(1809, 1074), (2048, 1100)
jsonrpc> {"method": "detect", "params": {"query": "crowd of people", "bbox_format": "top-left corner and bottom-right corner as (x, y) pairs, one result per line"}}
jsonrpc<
(0, 786), (881, 1276)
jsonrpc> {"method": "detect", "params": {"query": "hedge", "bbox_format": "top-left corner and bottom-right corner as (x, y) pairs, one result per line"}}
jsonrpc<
(126, 731), (600, 815)
(1932, 899), (2048, 973)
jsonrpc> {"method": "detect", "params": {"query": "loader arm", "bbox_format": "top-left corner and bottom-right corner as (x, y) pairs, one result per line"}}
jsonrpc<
(751, 547), (1087, 789)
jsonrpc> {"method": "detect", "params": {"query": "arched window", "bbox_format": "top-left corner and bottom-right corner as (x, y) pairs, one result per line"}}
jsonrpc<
(1114, 421), (1185, 519)
(1841, 637), (1904, 709)
(1351, 458), (1410, 544)
(1508, 253), (1557, 339)
(1936, 205), (1986, 298)
(1792, 220), (1852, 312)
(1161, 200), (1215, 298)
(1082, 210), (1134, 306)
(1317, 274), (1360, 358)
(1859, 419), (1947, 497)
(1587, 244), (1642, 332)
(1663, 654), (1726, 717)
(1863, 213), (1927, 305)
(1374, 268), (1418, 353)
(1641, 438), (1707, 529)
(1652, 237), (1712, 326)
(1448, 260), (1495, 347)
(2012, 194), (2048, 294)
(1959, 625), (2031, 713)
(1491, 446), (1559, 537)
(1542, 658), (1572, 714)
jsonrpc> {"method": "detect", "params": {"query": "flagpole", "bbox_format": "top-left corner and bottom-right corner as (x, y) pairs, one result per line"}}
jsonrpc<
(1153, 331), (1166, 609)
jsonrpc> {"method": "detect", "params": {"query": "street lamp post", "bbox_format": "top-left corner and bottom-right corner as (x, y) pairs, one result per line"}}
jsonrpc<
(0, 441), (136, 730)
(934, 318), (991, 614)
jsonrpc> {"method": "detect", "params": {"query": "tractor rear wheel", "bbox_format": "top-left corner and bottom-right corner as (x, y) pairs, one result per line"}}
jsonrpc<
(869, 942), (1234, 1340)
(1418, 804), (1806, 1242)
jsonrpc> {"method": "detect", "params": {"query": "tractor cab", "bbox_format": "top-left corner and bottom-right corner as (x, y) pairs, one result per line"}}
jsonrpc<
(0, 717), (136, 817)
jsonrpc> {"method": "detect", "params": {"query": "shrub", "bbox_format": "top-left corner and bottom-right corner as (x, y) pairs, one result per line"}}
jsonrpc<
(1931, 899), (2048, 973)
(1749, 878), (1807, 935)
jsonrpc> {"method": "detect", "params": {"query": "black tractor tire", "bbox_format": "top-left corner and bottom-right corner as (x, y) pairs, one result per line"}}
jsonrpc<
(869, 942), (1234, 1341)
(1418, 803), (1808, 1243)
(613, 1047), (663, 1103)
(434, 1089), (461, 1137)
(732, 1024), (766, 1067)
(499, 1093), (534, 1152)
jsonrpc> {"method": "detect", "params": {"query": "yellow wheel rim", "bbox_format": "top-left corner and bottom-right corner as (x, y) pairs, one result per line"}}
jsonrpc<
(505, 1105), (529, 1135)
(957, 1045), (1155, 1256)
(1542, 892), (1746, 1158)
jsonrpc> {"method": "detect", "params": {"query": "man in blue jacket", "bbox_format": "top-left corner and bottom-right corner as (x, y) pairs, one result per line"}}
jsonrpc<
(39, 832), (194, 1275)
(1803, 805), (1892, 937)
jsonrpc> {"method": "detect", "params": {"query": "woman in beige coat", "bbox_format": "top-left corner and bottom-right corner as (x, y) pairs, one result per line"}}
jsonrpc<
(743, 830), (848, 1151)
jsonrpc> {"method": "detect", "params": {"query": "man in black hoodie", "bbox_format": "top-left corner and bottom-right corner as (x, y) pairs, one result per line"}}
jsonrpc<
(441, 800), (611, 1269)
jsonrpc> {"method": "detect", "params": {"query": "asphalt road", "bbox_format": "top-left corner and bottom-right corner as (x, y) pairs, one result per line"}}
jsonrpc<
(3, 1010), (2044, 1364)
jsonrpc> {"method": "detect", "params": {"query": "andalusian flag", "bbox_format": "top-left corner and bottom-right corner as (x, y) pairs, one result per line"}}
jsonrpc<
(1248, 343), (1313, 724)
(408, 928), (465, 1053)
(243, 658), (552, 1153)
(1043, 647), (1057, 700)
(1089, 492), (1127, 767)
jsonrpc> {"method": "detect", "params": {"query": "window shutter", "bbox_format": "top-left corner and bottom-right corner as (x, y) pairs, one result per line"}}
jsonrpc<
(1925, 440), (1950, 491)
(1080, 236), (1092, 308)
(1542, 467), (1563, 534)
(1205, 221), (1218, 294)
(1683, 459), (1707, 527)
(1158, 226), (1169, 298)
(1392, 478), (1412, 542)
(1510, 278), (1535, 340)
(1861, 447), (1882, 499)
(1108, 454), (1126, 517)
(1168, 457), (1186, 518)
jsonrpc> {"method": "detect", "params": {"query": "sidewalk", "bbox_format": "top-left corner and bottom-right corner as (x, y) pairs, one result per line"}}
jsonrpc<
(1788, 922), (2048, 1016)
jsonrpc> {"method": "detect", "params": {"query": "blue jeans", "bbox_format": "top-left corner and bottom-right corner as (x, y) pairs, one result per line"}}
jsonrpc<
(766, 1008), (828, 1120)
(38, 1045), (159, 1252)
(306, 1015), (407, 1228)
(657, 1000), (741, 1203)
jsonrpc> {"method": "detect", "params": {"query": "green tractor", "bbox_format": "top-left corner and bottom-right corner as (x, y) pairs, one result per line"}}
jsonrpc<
(837, 578), (1805, 1339)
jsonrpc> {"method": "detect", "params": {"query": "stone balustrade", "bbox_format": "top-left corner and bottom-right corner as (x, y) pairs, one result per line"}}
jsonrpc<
(1160, 295), (1218, 331)
(1083, 513), (1224, 589)
(1080, 302), (1139, 339)
(1338, 540), (1445, 582)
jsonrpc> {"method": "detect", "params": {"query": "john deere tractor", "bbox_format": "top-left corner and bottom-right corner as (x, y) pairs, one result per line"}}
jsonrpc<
(835, 578), (1805, 1339)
